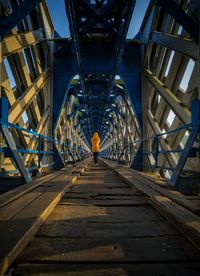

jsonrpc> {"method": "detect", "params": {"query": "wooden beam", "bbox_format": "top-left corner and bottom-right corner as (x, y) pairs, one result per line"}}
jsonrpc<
(0, 171), (78, 275)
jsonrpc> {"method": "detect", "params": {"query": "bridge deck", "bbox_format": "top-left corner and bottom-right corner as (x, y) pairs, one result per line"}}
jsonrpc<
(11, 161), (200, 275)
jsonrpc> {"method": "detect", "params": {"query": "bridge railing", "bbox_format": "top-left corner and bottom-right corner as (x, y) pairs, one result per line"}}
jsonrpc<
(146, 123), (199, 167)
(0, 120), (86, 181)
(0, 119), (54, 175)
(105, 121), (200, 188)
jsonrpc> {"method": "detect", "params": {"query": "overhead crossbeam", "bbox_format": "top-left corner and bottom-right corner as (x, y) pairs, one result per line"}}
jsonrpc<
(65, 0), (92, 139)
(79, 0), (117, 35)
(99, 1), (136, 138)
(0, 0), (43, 40)
(108, 1), (136, 90)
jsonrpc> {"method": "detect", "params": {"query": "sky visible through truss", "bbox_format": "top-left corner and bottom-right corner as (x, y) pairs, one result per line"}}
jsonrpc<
(46, 0), (150, 38)
(4, 0), (195, 125)
(45, 0), (195, 94)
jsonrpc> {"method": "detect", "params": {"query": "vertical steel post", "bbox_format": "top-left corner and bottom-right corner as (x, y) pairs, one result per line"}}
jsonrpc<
(155, 136), (159, 168)
(169, 100), (200, 187)
(0, 97), (32, 183)
(38, 134), (42, 169)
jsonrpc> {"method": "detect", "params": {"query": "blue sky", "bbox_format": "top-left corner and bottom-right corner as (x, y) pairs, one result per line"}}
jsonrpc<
(46, 0), (150, 38)
(46, 0), (70, 37)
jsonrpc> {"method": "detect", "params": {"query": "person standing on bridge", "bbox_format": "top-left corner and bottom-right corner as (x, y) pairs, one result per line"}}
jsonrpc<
(91, 132), (100, 164)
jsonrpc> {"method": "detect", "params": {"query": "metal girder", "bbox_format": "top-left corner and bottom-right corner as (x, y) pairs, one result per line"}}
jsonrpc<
(8, 68), (50, 124)
(65, 0), (92, 137)
(108, 1), (136, 90)
(150, 31), (198, 60)
(0, 0), (43, 40)
(147, 108), (177, 169)
(0, 98), (32, 183)
(155, 0), (199, 43)
(12, 51), (42, 124)
(1, 29), (45, 61)
(79, 0), (116, 35)
(169, 100), (200, 187)
(145, 69), (191, 125)
(22, 106), (50, 167)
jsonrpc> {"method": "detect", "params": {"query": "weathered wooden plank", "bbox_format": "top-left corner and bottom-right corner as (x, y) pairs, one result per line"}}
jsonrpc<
(13, 262), (200, 276)
(0, 191), (41, 225)
(9, 160), (200, 276)
(63, 194), (143, 200)
(117, 174), (159, 197)
(59, 197), (149, 206)
(0, 171), (65, 207)
(103, 162), (200, 250)
(75, 179), (126, 185)
(72, 183), (127, 189)
(72, 167), (86, 174)
(37, 220), (178, 238)
(46, 205), (167, 223)
(0, 174), (77, 275)
(79, 176), (119, 183)
(65, 189), (142, 196)
(106, 160), (200, 214)
(0, 161), (88, 208)
(19, 237), (200, 262)
(82, 172), (117, 176)
(151, 195), (200, 250)
(132, 172), (200, 214)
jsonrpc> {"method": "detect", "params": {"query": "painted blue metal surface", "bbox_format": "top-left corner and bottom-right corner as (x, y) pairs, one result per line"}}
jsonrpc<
(169, 99), (200, 187)
(0, 98), (86, 176)
(61, 0), (140, 146)
(0, 0), (42, 40)
(0, 97), (32, 182)
(1, 0), (198, 192)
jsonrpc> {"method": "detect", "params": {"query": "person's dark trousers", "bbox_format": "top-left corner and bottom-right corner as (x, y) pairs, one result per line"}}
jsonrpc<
(93, 152), (98, 163)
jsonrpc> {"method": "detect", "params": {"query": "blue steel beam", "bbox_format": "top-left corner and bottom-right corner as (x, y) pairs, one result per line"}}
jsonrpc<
(62, 2), (142, 147)
(65, 0), (92, 137)
(53, 39), (142, 148)
(99, 0), (136, 138)
(0, 98), (32, 183)
(108, 0), (136, 90)
(79, 0), (117, 35)
(155, 0), (199, 43)
(0, 0), (42, 40)
(169, 100), (200, 187)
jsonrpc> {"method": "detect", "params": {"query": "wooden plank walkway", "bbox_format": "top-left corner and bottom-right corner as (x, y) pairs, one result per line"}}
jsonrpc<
(104, 159), (200, 250)
(11, 161), (200, 275)
(0, 161), (89, 275)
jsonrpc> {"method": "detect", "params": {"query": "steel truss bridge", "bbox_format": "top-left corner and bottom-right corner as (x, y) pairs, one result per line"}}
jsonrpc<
(0, 0), (199, 192)
(0, 0), (200, 274)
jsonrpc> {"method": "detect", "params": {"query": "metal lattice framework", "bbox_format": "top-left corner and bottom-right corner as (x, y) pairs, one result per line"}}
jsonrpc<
(0, 0), (89, 188)
(0, 0), (199, 193)
(141, 0), (200, 186)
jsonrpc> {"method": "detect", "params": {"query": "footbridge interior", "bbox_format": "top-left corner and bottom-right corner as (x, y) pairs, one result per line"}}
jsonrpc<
(0, 0), (200, 275)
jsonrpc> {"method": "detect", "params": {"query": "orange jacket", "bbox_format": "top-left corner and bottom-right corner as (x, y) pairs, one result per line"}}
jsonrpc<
(91, 132), (100, 152)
